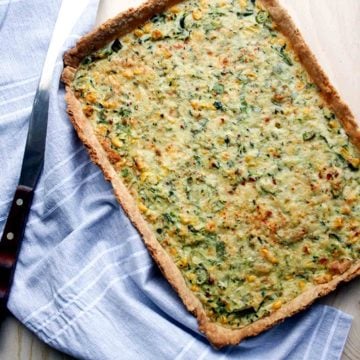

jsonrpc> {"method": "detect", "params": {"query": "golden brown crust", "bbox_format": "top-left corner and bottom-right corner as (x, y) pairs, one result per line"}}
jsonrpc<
(62, 0), (360, 348)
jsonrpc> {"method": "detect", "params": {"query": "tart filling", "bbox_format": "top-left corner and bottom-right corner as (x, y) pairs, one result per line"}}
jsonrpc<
(70, 0), (359, 329)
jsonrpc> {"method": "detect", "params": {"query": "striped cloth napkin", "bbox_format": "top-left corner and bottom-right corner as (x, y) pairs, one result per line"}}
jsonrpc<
(0, 0), (353, 359)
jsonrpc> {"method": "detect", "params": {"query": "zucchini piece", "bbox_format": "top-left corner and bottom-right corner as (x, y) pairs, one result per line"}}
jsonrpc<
(111, 39), (122, 52)
(179, 14), (186, 29)
(213, 83), (224, 94)
(302, 131), (316, 141)
(256, 11), (268, 24)
(274, 45), (293, 66)
(196, 265), (209, 285)
(216, 241), (226, 258)
(214, 100), (224, 110)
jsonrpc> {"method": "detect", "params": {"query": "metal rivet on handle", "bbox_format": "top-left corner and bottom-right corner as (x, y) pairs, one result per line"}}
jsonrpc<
(16, 198), (23, 206)
(6, 232), (14, 240)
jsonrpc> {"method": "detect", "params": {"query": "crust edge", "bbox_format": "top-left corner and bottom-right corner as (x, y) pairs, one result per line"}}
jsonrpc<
(62, 0), (360, 349)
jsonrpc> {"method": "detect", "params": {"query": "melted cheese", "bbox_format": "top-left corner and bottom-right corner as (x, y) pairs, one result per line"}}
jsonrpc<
(72, 0), (360, 328)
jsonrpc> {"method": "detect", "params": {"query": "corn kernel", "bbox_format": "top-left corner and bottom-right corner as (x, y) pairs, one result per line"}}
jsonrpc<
(341, 206), (351, 215)
(140, 171), (150, 182)
(246, 275), (256, 283)
(346, 237), (357, 245)
(115, 159), (126, 167)
(256, 1), (266, 10)
(192, 30), (205, 41)
(186, 273), (196, 281)
(269, 255), (278, 264)
(260, 248), (278, 264)
(169, 247), (177, 256)
(169, 5), (180, 13)
(191, 285), (199, 292)
(328, 120), (339, 129)
(260, 248), (269, 257)
(313, 273), (332, 284)
(296, 81), (305, 91)
(222, 152), (230, 160)
(151, 29), (163, 40)
(346, 193), (357, 204)
(244, 25), (259, 33)
(272, 300), (282, 310)
(122, 69), (133, 78)
(206, 310), (214, 317)
(205, 221), (216, 232)
(268, 147), (280, 157)
(103, 101), (117, 109)
(239, 0), (247, 8)
(85, 92), (96, 103)
(244, 155), (256, 166)
(245, 72), (257, 79)
(135, 92), (142, 101)
(298, 280), (306, 290)
(192, 10), (202, 20)
(177, 257), (188, 268)
(190, 100), (200, 110)
(138, 202), (148, 213)
(302, 108), (311, 117)
(122, 36), (131, 44)
(111, 137), (123, 148)
(350, 156), (360, 168)
(276, 38), (286, 47)
(340, 148), (360, 168)
(114, 161), (123, 172)
(202, 102), (216, 110)
(219, 315), (228, 324)
(340, 147), (350, 158)
(134, 157), (146, 171)
(83, 105), (94, 117)
(180, 214), (191, 225)
(134, 29), (143, 37)
(162, 48), (172, 59)
(147, 212), (158, 223)
(96, 124), (108, 137)
(133, 67), (144, 75)
(179, 226), (189, 237)
(143, 23), (152, 33)
(332, 217), (344, 229)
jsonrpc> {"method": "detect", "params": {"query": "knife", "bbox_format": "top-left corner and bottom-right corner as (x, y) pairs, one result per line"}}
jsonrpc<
(0, 0), (92, 323)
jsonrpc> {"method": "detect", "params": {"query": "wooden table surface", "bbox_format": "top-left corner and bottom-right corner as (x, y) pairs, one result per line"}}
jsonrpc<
(0, 0), (359, 359)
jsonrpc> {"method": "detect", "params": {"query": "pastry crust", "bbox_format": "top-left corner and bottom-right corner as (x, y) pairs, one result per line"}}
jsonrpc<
(62, 0), (360, 348)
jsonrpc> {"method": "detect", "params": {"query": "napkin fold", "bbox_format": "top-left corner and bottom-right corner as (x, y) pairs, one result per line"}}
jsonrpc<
(0, 0), (353, 359)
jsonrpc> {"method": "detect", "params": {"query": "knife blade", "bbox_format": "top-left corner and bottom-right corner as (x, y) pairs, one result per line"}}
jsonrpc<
(0, 0), (92, 322)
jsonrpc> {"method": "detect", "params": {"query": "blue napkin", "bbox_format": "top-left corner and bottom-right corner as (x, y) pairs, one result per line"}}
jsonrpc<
(0, 1), (353, 359)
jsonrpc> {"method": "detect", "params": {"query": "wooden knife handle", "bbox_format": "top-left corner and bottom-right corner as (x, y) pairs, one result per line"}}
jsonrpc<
(0, 185), (34, 321)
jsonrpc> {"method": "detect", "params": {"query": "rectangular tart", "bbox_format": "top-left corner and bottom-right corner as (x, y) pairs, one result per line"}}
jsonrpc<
(62, 0), (360, 347)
